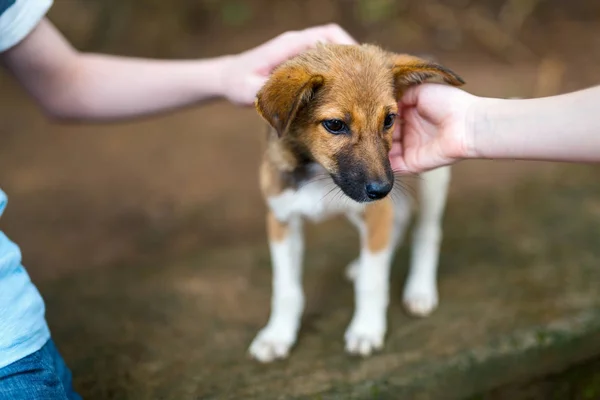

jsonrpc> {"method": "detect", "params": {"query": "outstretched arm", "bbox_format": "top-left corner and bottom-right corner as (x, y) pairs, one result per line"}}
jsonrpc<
(471, 85), (600, 163)
(1, 18), (355, 121)
(391, 84), (600, 173)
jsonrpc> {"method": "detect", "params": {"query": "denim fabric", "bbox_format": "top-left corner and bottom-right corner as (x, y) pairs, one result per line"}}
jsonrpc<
(0, 339), (81, 400)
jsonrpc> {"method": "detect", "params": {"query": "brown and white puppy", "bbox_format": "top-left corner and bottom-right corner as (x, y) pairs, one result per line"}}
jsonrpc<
(250, 43), (464, 362)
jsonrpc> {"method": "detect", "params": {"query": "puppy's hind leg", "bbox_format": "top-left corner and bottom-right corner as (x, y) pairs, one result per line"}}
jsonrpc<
(249, 212), (304, 363)
(403, 166), (451, 317)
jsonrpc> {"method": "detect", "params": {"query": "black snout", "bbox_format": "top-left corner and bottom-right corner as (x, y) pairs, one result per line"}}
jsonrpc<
(332, 142), (395, 203)
(365, 180), (393, 200)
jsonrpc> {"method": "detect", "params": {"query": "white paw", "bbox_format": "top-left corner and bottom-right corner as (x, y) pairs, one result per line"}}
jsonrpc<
(344, 317), (386, 356)
(403, 285), (438, 317)
(249, 325), (296, 363)
(344, 258), (359, 282)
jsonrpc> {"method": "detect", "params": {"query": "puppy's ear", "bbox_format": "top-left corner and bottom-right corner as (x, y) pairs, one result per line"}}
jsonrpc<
(391, 54), (464, 98)
(255, 65), (324, 137)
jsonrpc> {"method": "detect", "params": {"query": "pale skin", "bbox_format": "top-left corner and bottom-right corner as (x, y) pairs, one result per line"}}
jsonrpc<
(1, 18), (355, 119)
(391, 83), (600, 173)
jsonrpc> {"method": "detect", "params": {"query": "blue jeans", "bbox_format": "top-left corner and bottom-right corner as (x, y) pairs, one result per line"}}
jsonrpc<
(0, 339), (81, 400)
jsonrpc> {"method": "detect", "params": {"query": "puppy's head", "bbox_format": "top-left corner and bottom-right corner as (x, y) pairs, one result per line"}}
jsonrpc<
(256, 44), (464, 203)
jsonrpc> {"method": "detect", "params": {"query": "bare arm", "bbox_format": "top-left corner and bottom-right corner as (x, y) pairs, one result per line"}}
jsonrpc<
(471, 85), (600, 163)
(1, 18), (355, 121)
(391, 84), (600, 173)
(1, 19), (226, 120)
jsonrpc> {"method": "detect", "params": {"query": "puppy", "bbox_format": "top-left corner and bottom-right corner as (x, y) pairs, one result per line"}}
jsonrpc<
(249, 43), (464, 362)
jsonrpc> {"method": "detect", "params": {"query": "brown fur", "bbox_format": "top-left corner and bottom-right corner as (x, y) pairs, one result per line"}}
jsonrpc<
(259, 149), (293, 197)
(256, 43), (463, 253)
(267, 210), (288, 242)
(364, 198), (394, 253)
(259, 128), (322, 197)
(256, 44), (463, 202)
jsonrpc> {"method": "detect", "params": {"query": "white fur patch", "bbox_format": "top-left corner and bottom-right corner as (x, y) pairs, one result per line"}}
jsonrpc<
(250, 217), (304, 363)
(345, 248), (393, 356)
(267, 167), (365, 223)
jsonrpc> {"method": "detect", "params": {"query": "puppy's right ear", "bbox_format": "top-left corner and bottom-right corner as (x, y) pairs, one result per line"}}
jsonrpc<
(255, 65), (324, 137)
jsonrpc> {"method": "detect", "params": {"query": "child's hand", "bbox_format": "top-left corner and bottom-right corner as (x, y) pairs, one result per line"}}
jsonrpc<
(221, 24), (356, 106)
(390, 83), (480, 174)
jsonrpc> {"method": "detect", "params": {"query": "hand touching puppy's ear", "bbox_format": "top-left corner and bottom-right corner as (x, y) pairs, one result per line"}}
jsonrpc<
(255, 65), (324, 137)
(390, 54), (465, 98)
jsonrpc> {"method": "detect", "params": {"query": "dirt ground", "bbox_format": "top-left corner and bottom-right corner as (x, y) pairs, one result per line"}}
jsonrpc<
(2, 0), (600, 282)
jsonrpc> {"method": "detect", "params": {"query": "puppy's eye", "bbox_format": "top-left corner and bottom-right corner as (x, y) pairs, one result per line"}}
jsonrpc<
(383, 113), (396, 130)
(322, 119), (349, 135)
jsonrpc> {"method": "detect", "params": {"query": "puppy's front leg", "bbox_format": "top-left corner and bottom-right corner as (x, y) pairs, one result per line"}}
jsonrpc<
(345, 198), (394, 356)
(249, 211), (304, 363)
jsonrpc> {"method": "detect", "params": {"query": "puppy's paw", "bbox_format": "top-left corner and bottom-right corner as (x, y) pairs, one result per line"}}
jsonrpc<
(344, 318), (385, 357)
(249, 326), (296, 363)
(403, 284), (438, 317)
(344, 258), (359, 282)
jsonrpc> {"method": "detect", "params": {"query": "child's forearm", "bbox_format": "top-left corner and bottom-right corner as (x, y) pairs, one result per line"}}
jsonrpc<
(2, 19), (230, 121)
(46, 53), (230, 120)
(470, 85), (600, 163)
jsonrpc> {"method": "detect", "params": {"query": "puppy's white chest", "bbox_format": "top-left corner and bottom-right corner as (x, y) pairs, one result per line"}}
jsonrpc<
(267, 176), (364, 222)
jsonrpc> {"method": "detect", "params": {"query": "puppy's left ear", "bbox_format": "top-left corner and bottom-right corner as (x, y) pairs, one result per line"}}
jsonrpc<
(255, 65), (324, 137)
(391, 54), (465, 98)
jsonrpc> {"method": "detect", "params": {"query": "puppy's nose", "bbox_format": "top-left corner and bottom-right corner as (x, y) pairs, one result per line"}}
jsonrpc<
(365, 180), (393, 200)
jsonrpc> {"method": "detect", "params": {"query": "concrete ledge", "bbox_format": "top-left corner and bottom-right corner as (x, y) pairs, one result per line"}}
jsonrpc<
(317, 312), (600, 400)
(42, 163), (600, 399)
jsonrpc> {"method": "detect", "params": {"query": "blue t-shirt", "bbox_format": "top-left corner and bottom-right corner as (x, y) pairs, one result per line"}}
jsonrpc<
(0, 0), (54, 369)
